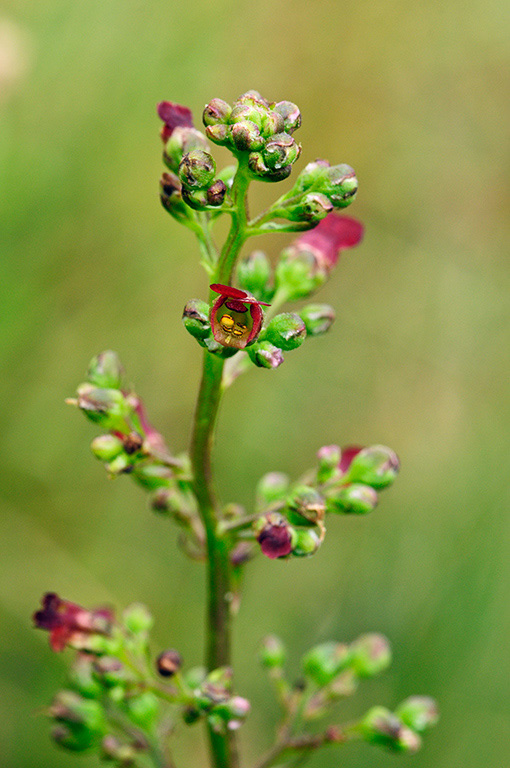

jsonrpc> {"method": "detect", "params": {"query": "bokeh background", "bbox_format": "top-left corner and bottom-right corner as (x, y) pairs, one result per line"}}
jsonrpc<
(1, 0), (509, 766)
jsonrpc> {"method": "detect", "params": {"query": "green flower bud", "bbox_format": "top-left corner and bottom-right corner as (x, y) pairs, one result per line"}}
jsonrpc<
(183, 299), (211, 340)
(273, 101), (301, 134)
(230, 103), (265, 129)
(87, 351), (124, 389)
(205, 123), (231, 146)
(105, 452), (131, 475)
(213, 696), (251, 728)
(395, 696), (439, 733)
(236, 250), (272, 300)
(185, 666), (207, 689)
(50, 690), (105, 731)
(263, 313), (306, 351)
(325, 164), (358, 207)
(206, 180), (227, 207)
(350, 633), (391, 677)
(93, 657), (127, 688)
(164, 126), (209, 172)
(302, 642), (350, 686)
(247, 341), (284, 369)
(292, 528), (321, 557)
(231, 120), (264, 151)
(235, 90), (270, 108)
(157, 649), (183, 678)
(343, 445), (400, 489)
(288, 160), (331, 196)
(256, 471), (290, 507)
(263, 133), (301, 170)
(126, 692), (159, 728)
(248, 151), (292, 182)
(259, 635), (286, 668)
(300, 304), (336, 336)
(160, 172), (193, 224)
(317, 445), (341, 480)
(181, 186), (210, 211)
(203, 98), (232, 126)
(90, 434), (125, 462)
(51, 723), (95, 752)
(326, 484), (378, 515)
(360, 707), (422, 753)
(123, 603), (153, 634)
(73, 384), (131, 432)
(132, 463), (172, 490)
(260, 110), (285, 138)
(179, 150), (216, 190)
(68, 655), (102, 699)
(286, 485), (325, 526)
(274, 249), (325, 300)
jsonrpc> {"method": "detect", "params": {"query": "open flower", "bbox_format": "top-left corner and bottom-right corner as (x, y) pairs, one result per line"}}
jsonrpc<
(157, 101), (194, 142)
(33, 593), (113, 652)
(210, 284), (270, 349)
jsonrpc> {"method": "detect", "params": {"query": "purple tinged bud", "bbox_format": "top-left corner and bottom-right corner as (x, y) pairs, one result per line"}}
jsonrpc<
(395, 697), (439, 733)
(90, 434), (124, 462)
(181, 186), (210, 211)
(317, 444), (341, 483)
(292, 528), (321, 557)
(205, 123), (231, 146)
(157, 649), (183, 677)
(50, 690), (105, 731)
(263, 133), (301, 170)
(247, 340), (284, 369)
(101, 736), (137, 762)
(207, 179), (227, 207)
(286, 485), (326, 525)
(93, 656), (126, 687)
(203, 98), (232, 126)
(273, 101), (301, 134)
(326, 484), (378, 515)
(254, 513), (296, 558)
(260, 110), (285, 138)
(343, 445), (400, 489)
(260, 635), (286, 668)
(235, 90), (270, 108)
(160, 172), (192, 223)
(157, 101), (193, 141)
(325, 164), (358, 207)
(263, 313), (307, 351)
(300, 304), (336, 336)
(302, 642), (351, 686)
(132, 463), (172, 490)
(350, 633), (391, 677)
(164, 126), (209, 173)
(87, 351), (124, 390)
(72, 384), (130, 432)
(183, 299), (212, 340)
(256, 471), (290, 506)
(230, 103), (265, 129)
(178, 150), (216, 190)
(248, 151), (292, 182)
(231, 120), (264, 151)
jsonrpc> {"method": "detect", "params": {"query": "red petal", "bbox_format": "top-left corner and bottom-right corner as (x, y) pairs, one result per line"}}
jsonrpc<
(339, 445), (363, 473)
(157, 102), (194, 133)
(210, 284), (249, 299)
(247, 303), (263, 344)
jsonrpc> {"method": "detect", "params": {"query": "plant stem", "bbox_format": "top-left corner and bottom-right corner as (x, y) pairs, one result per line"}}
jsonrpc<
(189, 157), (252, 768)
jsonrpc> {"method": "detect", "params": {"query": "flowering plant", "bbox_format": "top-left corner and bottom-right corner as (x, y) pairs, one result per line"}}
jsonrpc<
(33, 90), (438, 768)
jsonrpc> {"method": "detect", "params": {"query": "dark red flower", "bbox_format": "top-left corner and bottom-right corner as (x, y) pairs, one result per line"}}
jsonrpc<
(294, 214), (363, 273)
(210, 284), (270, 350)
(339, 445), (363, 474)
(33, 593), (113, 652)
(157, 101), (194, 142)
(256, 513), (295, 559)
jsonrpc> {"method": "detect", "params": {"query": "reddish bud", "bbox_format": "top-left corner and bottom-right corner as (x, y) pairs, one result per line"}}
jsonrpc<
(33, 593), (113, 652)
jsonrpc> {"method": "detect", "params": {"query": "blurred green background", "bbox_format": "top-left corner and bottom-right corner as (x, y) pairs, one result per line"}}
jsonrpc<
(1, 0), (509, 766)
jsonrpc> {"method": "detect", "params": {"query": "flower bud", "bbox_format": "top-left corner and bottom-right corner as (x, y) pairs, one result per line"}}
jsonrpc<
(185, 666), (207, 689)
(292, 528), (321, 557)
(93, 656), (127, 688)
(205, 123), (231, 146)
(343, 445), (400, 489)
(325, 164), (358, 207)
(236, 250), (272, 300)
(164, 127), (209, 172)
(289, 159), (331, 196)
(316, 444), (341, 483)
(263, 133), (301, 170)
(326, 484), (378, 515)
(260, 110), (285, 137)
(51, 723), (95, 752)
(126, 692), (159, 728)
(50, 690), (105, 731)
(90, 434), (125, 462)
(72, 384), (130, 432)
(207, 180), (227, 207)
(256, 471), (290, 507)
(300, 304), (336, 337)
(235, 90), (270, 108)
(247, 341), (284, 369)
(273, 101), (301, 134)
(231, 120), (264, 151)
(286, 485), (325, 525)
(123, 603), (153, 634)
(259, 635), (286, 668)
(157, 649), (183, 677)
(254, 513), (297, 559)
(274, 247), (326, 300)
(230, 103), (265, 128)
(248, 151), (292, 182)
(68, 654), (102, 699)
(132, 463), (172, 490)
(183, 299), (212, 340)
(105, 452), (131, 476)
(203, 98), (232, 126)
(302, 642), (350, 686)
(263, 313), (306, 351)
(350, 633), (391, 677)
(160, 171), (193, 224)
(101, 735), (136, 762)
(87, 351), (124, 390)
(395, 696), (439, 733)
(360, 707), (422, 753)
(213, 696), (251, 729)
(179, 150), (216, 190)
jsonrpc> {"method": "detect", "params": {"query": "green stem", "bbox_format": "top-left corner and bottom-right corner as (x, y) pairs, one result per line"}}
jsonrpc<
(189, 157), (252, 768)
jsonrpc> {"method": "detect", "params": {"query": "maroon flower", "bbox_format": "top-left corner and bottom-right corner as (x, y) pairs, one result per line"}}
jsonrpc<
(339, 445), (363, 474)
(157, 101), (194, 143)
(33, 593), (113, 652)
(293, 213), (364, 274)
(255, 513), (295, 559)
(210, 284), (270, 349)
